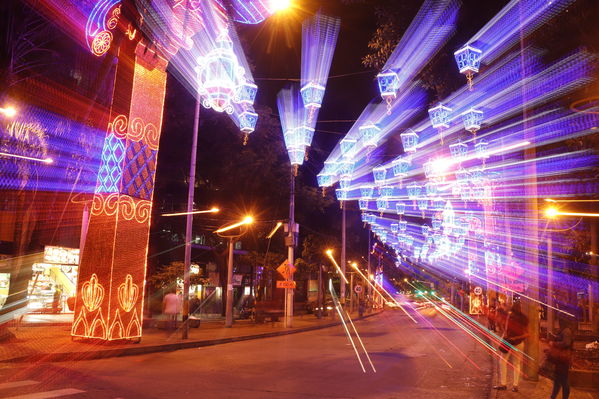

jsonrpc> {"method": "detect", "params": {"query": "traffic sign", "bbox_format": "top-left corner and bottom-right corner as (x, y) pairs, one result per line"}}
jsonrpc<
(354, 284), (363, 294)
(473, 286), (483, 296)
(276, 261), (296, 280)
(276, 280), (296, 289)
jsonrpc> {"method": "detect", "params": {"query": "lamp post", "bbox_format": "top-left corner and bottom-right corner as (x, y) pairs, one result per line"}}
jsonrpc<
(216, 216), (254, 328)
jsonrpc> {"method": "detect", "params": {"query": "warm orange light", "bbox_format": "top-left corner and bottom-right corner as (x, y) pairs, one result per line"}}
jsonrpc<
(0, 106), (17, 118)
(325, 250), (349, 284)
(266, 222), (283, 239)
(270, 0), (291, 12)
(545, 207), (559, 219)
(215, 216), (254, 233)
(162, 207), (220, 217)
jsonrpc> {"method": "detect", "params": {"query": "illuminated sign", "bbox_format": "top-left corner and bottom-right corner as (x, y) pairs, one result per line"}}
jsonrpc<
(44, 246), (80, 265)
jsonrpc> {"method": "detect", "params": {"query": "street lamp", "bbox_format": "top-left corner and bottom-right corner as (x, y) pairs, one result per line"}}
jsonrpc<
(216, 216), (254, 327)
(0, 105), (17, 118)
(162, 207), (219, 217)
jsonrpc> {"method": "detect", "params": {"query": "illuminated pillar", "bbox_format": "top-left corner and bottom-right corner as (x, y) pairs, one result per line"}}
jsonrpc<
(72, 39), (167, 341)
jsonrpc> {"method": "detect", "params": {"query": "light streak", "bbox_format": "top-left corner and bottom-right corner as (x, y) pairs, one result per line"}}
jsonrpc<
(344, 309), (377, 373)
(0, 151), (53, 164)
(329, 280), (366, 373)
(547, 210), (599, 218)
(0, 106), (17, 118)
(325, 249), (349, 284)
(162, 208), (220, 217)
(266, 222), (283, 239)
(215, 216), (254, 233)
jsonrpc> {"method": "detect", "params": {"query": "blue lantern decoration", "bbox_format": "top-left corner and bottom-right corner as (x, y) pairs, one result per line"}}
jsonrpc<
(433, 197), (445, 211)
(405, 235), (414, 247)
(417, 197), (429, 212)
(317, 173), (333, 187)
(376, 197), (389, 211)
(454, 44), (483, 90)
(300, 82), (325, 112)
(239, 110), (258, 134)
(359, 123), (382, 150)
(456, 168), (470, 183)
(391, 223), (399, 233)
(367, 214), (377, 224)
(428, 104), (452, 129)
(460, 184), (471, 202)
(359, 199), (369, 211)
(373, 166), (387, 186)
(433, 232), (443, 245)
(196, 29), (246, 115)
(425, 181), (438, 197)
(407, 183), (421, 200)
(340, 137), (357, 158)
(400, 129), (418, 153)
(236, 82), (258, 106)
(335, 188), (349, 201)
(296, 126), (315, 147)
(287, 147), (305, 166)
(396, 202), (406, 216)
(339, 176), (351, 189)
(421, 224), (430, 236)
(360, 185), (374, 199)
(338, 160), (355, 178)
(475, 139), (489, 160)
(461, 108), (484, 135)
(449, 141), (468, 160)
(377, 69), (400, 107)
(469, 167), (485, 184)
(399, 220), (408, 232)
(381, 185), (393, 198)
(361, 213), (369, 223)
(392, 156), (411, 186)
(432, 216), (442, 230)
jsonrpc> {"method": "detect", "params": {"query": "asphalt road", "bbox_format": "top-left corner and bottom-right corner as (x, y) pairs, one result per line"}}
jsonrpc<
(0, 309), (492, 398)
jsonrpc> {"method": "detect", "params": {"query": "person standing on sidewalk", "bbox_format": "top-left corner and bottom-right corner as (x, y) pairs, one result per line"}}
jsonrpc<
(494, 301), (530, 392)
(162, 288), (181, 331)
(547, 315), (574, 399)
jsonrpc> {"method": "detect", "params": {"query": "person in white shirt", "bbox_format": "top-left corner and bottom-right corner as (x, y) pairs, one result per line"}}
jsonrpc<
(162, 288), (180, 330)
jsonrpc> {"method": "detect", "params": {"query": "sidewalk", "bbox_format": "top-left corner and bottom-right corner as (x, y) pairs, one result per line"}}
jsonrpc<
(0, 311), (381, 363)
(490, 360), (599, 399)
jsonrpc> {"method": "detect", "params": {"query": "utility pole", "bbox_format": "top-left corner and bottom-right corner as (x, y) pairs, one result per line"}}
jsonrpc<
(317, 265), (323, 319)
(182, 95), (200, 339)
(349, 272), (354, 313)
(341, 203), (346, 304)
(225, 237), (234, 327)
(367, 231), (372, 301)
(285, 167), (295, 328)
(547, 235), (554, 334)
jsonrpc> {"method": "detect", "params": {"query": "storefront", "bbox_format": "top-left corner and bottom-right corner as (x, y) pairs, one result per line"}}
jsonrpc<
(27, 246), (79, 313)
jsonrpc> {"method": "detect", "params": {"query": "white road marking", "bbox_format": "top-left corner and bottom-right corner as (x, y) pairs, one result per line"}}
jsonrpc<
(0, 380), (39, 390)
(4, 388), (85, 399)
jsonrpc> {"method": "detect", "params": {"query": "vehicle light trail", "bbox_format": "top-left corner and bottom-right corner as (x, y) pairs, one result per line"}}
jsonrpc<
(0, 152), (53, 164)
(344, 309), (376, 373)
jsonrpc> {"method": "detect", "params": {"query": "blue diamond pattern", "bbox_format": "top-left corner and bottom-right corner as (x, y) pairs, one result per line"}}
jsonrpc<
(96, 134), (125, 193)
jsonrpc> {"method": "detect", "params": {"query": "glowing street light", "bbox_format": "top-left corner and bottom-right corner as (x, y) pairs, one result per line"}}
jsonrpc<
(545, 208), (599, 218)
(270, 0), (292, 12)
(266, 221), (283, 239)
(162, 207), (219, 217)
(325, 249), (349, 284)
(215, 215), (254, 234)
(0, 106), (17, 118)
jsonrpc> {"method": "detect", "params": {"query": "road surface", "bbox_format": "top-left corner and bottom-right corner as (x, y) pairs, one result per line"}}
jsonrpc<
(0, 309), (492, 398)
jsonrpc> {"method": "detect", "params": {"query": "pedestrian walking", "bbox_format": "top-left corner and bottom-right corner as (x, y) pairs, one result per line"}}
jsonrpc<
(162, 288), (181, 330)
(494, 301), (529, 392)
(546, 314), (574, 399)
(52, 285), (63, 313)
(486, 298), (497, 332)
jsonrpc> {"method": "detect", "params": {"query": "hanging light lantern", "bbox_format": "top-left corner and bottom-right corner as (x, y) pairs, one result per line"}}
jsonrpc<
(475, 139), (489, 165)
(421, 224), (430, 237)
(372, 166), (387, 187)
(400, 129), (419, 153)
(425, 181), (438, 197)
(428, 104), (452, 144)
(462, 108), (484, 136)
(360, 185), (375, 199)
(317, 172), (333, 188)
(392, 156), (410, 188)
(239, 109), (258, 135)
(376, 197), (389, 212)
(296, 126), (315, 148)
(339, 176), (352, 189)
(340, 137), (357, 158)
(359, 199), (369, 211)
(376, 68), (400, 112)
(399, 219), (408, 232)
(405, 235), (414, 247)
(417, 197), (429, 213)
(335, 188), (349, 201)
(300, 82), (325, 114)
(361, 213), (369, 223)
(469, 167), (485, 184)
(381, 185), (394, 198)
(449, 141), (468, 161)
(454, 44), (483, 91)
(390, 223), (399, 234)
(407, 183), (421, 208)
(359, 123), (382, 152)
(196, 29), (245, 114)
(460, 184), (471, 202)
(432, 216), (442, 231)
(338, 160), (355, 178)
(287, 147), (305, 167)
(235, 81), (258, 106)
(396, 202), (406, 216)
(433, 197), (445, 212)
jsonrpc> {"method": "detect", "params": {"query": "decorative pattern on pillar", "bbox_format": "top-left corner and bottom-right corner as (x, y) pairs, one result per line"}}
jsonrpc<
(72, 42), (167, 340)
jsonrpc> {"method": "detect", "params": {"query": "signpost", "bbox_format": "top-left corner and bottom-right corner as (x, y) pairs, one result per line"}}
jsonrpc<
(354, 284), (363, 294)
(276, 280), (296, 289)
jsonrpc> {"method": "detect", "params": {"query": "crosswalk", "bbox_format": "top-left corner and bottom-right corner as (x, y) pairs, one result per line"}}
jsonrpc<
(0, 380), (85, 399)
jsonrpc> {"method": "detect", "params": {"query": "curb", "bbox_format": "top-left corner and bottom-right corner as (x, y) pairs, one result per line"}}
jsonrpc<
(2, 312), (382, 363)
